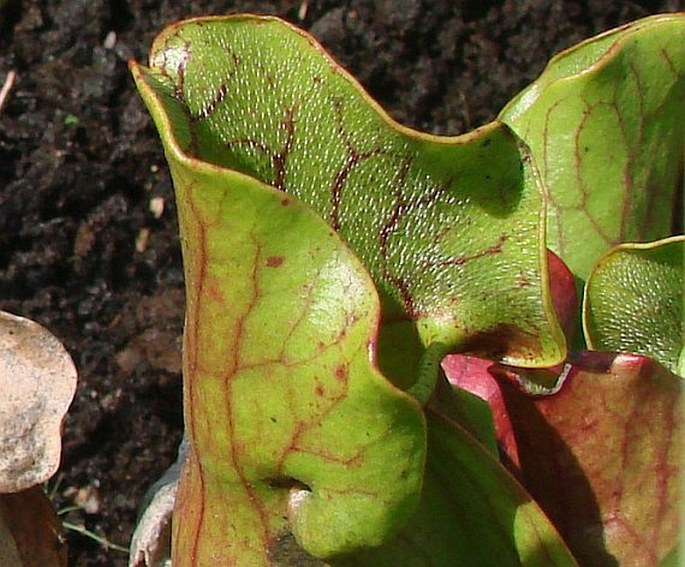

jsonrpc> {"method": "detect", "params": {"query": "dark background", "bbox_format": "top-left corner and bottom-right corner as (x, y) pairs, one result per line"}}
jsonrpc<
(0, 1), (681, 564)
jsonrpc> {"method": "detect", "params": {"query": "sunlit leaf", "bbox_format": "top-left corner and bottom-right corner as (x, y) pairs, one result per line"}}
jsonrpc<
(583, 235), (684, 376)
(133, 15), (565, 374)
(501, 14), (685, 281)
(130, 13), (574, 564)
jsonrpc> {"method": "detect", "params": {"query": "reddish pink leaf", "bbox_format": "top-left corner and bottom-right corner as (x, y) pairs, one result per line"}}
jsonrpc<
(546, 250), (578, 343)
(489, 353), (681, 566)
(441, 355), (521, 469)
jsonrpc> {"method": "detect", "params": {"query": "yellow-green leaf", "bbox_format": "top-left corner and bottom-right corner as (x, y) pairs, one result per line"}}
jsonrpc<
(583, 235), (684, 376)
(501, 14), (685, 281)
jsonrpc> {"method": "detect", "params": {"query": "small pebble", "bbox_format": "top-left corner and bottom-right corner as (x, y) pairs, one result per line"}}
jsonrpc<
(103, 31), (117, 50)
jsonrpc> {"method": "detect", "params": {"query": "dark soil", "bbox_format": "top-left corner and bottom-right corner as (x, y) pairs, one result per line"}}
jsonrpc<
(0, 1), (680, 565)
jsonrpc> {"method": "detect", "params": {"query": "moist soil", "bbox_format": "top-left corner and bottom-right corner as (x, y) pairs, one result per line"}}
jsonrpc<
(0, 1), (680, 565)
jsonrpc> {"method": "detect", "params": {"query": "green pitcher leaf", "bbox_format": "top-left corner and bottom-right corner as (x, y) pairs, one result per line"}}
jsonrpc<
(136, 129), (427, 563)
(582, 235), (684, 376)
(131, 13), (573, 564)
(500, 14), (685, 281)
(135, 14), (565, 377)
(131, 61), (573, 563)
(335, 409), (577, 567)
